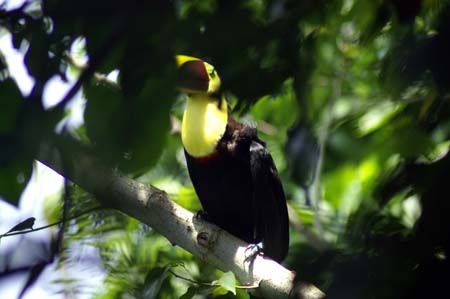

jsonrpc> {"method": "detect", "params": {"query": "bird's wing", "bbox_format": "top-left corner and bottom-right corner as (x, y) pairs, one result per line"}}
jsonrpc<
(249, 141), (289, 263)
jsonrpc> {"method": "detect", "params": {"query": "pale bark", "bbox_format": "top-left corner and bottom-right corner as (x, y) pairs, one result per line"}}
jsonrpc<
(37, 135), (326, 299)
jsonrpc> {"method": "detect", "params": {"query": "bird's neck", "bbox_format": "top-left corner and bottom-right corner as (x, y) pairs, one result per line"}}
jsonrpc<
(181, 94), (228, 157)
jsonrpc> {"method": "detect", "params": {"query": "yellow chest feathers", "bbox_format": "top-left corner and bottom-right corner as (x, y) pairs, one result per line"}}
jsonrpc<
(181, 95), (228, 157)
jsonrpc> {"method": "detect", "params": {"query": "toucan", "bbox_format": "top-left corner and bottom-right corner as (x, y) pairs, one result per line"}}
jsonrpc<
(176, 55), (289, 262)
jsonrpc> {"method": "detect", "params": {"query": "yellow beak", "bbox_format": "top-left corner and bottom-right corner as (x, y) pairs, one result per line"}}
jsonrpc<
(176, 55), (201, 67)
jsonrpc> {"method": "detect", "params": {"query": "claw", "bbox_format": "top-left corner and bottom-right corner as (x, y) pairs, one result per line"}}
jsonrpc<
(244, 243), (263, 263)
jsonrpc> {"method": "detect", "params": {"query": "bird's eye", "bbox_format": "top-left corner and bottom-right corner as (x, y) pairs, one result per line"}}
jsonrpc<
(210, 69), (216, 77)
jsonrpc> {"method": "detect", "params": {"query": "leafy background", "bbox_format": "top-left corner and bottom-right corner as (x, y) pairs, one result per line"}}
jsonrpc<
(1, 0), (449, 298)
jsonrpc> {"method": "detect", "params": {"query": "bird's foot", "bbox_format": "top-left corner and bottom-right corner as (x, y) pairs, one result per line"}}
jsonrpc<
(244, 243), (263, 263)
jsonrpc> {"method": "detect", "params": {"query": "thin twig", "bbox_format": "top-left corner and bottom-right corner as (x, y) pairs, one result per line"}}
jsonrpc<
(0, 206), (103, 238)
(169, 270), (258, 289)
(310, 73), (343, 238)
(56, 25), (124, 109)
(169, 270), (212, 286)
(55, 167), (70, 254)
(64, 52), (120, 88)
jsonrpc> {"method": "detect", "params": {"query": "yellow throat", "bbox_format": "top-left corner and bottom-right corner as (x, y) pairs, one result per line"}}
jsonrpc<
(181, 94), (228, 157)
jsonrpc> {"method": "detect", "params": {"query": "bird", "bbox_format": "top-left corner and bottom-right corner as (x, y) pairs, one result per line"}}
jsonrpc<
(175, 55), (289, 263)
(285, 122), (320, 206)
(6, 217), (36, 234)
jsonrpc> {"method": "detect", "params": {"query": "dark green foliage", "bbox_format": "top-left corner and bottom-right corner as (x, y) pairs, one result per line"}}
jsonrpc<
(176, 0), (329, 108)
(0, 79), (22, 135)
(0, 147), (31, 206)
(0, 78), (32, 204)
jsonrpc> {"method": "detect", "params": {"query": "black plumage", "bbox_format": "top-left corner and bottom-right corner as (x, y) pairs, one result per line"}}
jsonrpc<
(185, 117), (289, 262)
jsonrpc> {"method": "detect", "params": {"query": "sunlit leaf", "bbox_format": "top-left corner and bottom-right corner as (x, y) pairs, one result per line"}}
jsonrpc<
(180, 286), (198, 299)
(143, 265), (171, 299)
(216, 271), (236, 295)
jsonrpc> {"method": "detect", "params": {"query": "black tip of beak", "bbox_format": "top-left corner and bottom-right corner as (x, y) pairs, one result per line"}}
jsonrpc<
(177, 60), (209, 92)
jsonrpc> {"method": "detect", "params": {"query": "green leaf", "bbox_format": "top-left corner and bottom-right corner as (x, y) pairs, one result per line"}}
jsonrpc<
(84, 25), (125, 74)
(84, 80), (122, 161)
(23, 21), (55, 81)
(217, 271), (236, 295)
(211, 286), (229, 297)
(0, 156), (32, 206)
(143, 265), (171, 299)
(180, 286), (198, 299)
(236, 288), (251, 299)
(180, 285), (215, 299)
(0, 78), (23, 135)
(84, 63), (174, 174)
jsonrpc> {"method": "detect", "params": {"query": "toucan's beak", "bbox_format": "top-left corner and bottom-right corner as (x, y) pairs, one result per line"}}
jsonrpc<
(176, 56), (209, 93)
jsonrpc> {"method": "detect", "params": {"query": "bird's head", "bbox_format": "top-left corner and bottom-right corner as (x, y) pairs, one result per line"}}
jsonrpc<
(176, 55), (221, 96)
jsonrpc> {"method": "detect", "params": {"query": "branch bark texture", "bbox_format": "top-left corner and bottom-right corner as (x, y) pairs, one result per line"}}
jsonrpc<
(37, 134), (325, 299)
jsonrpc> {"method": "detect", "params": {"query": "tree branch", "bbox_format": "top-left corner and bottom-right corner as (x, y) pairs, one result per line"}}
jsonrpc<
(35, 134), (325, 299)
